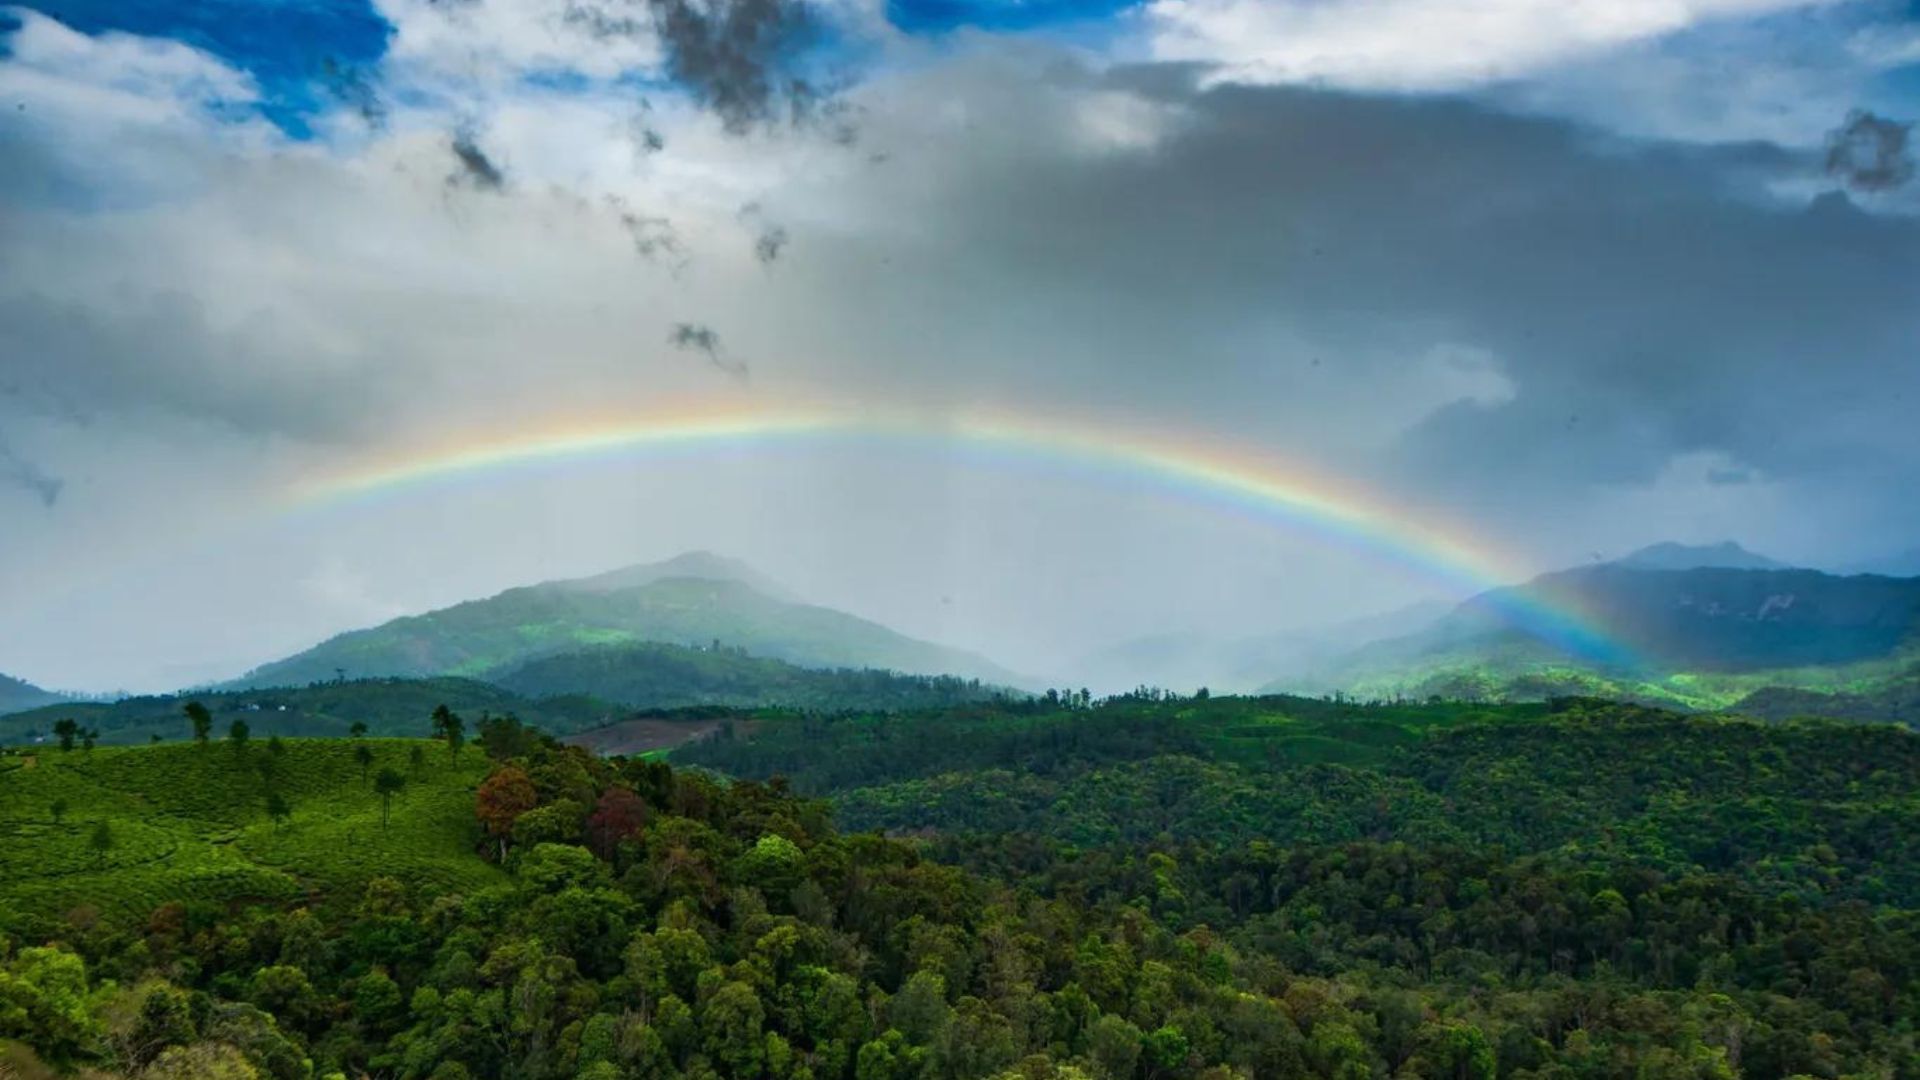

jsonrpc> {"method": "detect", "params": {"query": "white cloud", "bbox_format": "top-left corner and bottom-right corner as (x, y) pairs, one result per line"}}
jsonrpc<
(1139, 0), (1844, 91)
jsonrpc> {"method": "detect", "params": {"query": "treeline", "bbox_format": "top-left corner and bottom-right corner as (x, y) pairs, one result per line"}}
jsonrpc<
(491, 642), (1018, 714)
(4, 724), (1915, 1079)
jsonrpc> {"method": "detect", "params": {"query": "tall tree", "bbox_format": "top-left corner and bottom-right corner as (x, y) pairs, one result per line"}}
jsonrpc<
(373, 768), (405, 829)
(184, 701), (212, 745)
(50, 797), (67, 826)
(88, 820), (113, 865)
(349, 721), (368, 739)
(431, 705), (466, 761)
(51, 718), (78, 752)
(228, 719), (250, 747)
(265, 790), (292, 830)
(354, 743), (375, 785)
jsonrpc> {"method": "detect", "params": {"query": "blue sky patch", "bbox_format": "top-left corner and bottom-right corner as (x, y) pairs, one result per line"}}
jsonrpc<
(886, 0), (1137, 35)
(10, 0), (391, 135)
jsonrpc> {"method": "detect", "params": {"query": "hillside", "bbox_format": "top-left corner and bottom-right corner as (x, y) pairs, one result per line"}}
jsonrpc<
(0, 672), (61, 716)
(492, 640), (1018, 711)
(0, 737), (498, 927)
(3, 699), (1915, 1079)
(0, 677), (622, 746)
(232, 554), (1021, 689)
(1272, 564), (1920, 707)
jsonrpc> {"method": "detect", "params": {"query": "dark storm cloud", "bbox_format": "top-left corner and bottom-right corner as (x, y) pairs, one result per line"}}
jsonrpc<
(846, 63), (1920, 510)
(643, 0), (825, 134)
(668, 322), (748, 379)
(1825, 109), (1914, 192)
(448, 132), (505, 191)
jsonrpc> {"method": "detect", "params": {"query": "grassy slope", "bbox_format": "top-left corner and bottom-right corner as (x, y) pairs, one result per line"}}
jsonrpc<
(0, 677), (621, 746)
(0, 739), (499, 927)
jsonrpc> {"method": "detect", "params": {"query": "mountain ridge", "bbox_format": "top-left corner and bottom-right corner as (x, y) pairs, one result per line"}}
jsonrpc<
(228, 553), (1024, 690)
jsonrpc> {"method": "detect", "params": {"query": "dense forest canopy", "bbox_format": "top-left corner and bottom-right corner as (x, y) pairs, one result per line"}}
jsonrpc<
(1, 694), (1916, 1079)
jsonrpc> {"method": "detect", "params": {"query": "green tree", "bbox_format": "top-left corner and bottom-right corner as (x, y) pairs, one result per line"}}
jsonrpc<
(184, 700), (212, 744)
(431, 704), (466, 761)
(409, 744), (426, 775)
(373, 768), (406, 828)
(49, 797), (68, 825)
(355, 743), (375, 784)
(81, 728), (97, 753)
(51, 717), (78, 752)
(349, 721), (368, 738)
(266, 789), (292, 830)
(88, 819), (113, 865)
(228, 719), (251, 747)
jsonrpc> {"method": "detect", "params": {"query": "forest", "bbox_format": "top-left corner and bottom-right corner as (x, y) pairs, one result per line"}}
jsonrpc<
(0, 694), (1914, 1079)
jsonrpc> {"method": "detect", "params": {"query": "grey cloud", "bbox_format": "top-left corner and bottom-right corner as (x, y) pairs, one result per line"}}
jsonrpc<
(0, 433), (61, 507)
(643, 0), (825, 134)
(1826, 109), (1914, 192)
(0, 291), (386, 442)
(668, 322), (748, 379)
(448, 132), (505, 191)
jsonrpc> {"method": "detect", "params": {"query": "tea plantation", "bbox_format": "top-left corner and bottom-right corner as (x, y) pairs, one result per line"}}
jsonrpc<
(0, 737), (500, 929)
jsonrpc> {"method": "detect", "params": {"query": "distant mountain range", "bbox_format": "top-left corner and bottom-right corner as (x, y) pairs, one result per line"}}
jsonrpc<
(1273, 542), (1920, 719)
(229, 551), (1024, 690)
(0, 673), (61, 716)
(1610, 540), (1788, 571)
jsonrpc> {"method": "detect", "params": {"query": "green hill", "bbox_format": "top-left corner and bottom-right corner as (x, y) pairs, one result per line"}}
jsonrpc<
(0, 672), (62, 716)
(0, 677), (621, 746)
(0, 737), (498, 928)
(492, 640), (1019, 711)
(232, 553), (1021, 689)
(1270, 564), (1920, 709)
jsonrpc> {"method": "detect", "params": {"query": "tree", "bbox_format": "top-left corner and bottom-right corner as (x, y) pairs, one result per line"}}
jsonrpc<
(475, 764), (538, 861)
(373, 768), (405, 828)
(266, 789), (292, 830)
(81, 728), (98, 753)
(431, 704), (466, 761)
(50, 797), (68, 825)
(349, 721), (368, 738)
(185, 701), (212, 744)
(89, 820), (113, 865)
(409, 744), (427, 775)
(267, 735), (285, 757)
(355, 743), (375, 784)
(52, 717), (78, 752)
(229, 719), (251, 747)
(586, 786), (649, 860)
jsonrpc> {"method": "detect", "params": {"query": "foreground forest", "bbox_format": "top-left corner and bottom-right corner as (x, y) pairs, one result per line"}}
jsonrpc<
(0, 696), (1916, 1079)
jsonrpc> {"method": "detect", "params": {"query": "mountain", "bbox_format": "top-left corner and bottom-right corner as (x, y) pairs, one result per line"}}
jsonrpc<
(0, 672), (61, 716)
(230, 553), (1022, 689)
(1287, 564), (1920, 705)
(1612, 540), (1788, 571)
(491, 641), (1018, 712)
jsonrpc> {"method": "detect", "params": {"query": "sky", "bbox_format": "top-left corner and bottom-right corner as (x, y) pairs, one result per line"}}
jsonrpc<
(1, 0), (1918, 692)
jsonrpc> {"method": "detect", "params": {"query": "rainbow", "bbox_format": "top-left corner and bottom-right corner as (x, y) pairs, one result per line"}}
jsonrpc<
(293, 403), (1635, 667)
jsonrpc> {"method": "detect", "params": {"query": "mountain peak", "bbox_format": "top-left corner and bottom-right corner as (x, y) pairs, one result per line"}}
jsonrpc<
(558, 551), (799, 602)
(1612, 541), (1787, 572)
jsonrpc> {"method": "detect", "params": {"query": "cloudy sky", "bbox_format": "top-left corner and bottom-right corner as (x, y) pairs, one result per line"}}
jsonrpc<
(1, 0), (1917, 692)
